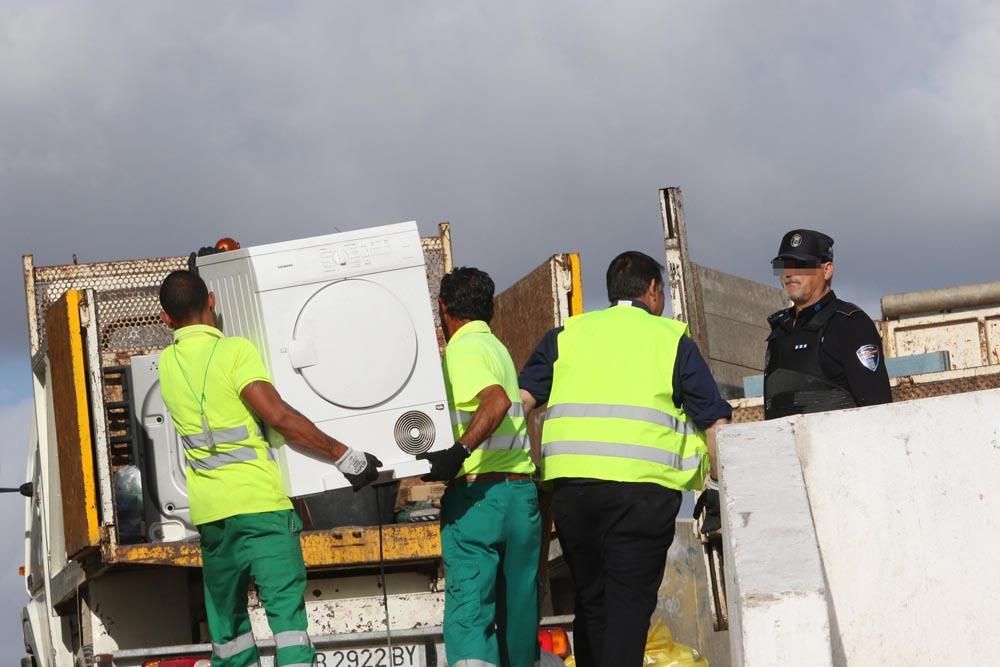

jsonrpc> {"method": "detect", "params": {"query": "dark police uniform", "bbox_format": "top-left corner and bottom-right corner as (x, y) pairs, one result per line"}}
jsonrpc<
(765, 230), (891, 420)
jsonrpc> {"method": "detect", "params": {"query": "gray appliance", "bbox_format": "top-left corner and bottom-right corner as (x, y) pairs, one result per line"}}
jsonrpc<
(130, 353), (198, 542)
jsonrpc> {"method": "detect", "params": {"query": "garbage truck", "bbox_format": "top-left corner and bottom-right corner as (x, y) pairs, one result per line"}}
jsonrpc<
(17, 222), (581, 666)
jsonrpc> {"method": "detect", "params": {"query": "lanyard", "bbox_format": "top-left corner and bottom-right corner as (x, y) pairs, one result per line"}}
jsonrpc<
(172, 338), (221, 440)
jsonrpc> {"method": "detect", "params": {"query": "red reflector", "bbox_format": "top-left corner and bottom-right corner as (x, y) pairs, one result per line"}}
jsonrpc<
(142, 657), (211, 667)
(538, 628), (571, 657)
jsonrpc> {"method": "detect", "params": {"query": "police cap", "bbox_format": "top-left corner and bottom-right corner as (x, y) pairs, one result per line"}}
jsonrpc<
(772, 229), (834, 265)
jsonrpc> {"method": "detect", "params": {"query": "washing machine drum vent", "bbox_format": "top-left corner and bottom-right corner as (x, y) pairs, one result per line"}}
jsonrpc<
(394, 411), (436, 454)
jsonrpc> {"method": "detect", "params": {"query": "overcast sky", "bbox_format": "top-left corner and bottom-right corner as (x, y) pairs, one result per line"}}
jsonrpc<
(2, 0), (999, 660)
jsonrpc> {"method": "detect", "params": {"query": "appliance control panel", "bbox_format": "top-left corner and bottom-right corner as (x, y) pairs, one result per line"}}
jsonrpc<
(252, 229), (424, 292)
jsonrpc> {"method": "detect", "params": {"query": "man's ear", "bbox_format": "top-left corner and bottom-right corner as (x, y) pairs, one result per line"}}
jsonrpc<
(207, 291), (216, 311)
(160, 310), (174, 329)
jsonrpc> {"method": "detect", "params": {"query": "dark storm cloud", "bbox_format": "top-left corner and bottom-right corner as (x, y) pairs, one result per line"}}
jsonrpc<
(1, 0), (998, 372)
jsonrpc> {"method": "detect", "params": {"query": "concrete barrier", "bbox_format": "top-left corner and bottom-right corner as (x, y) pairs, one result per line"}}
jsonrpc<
(720, 388), (1000, 665)
(719, 420), (833, 666)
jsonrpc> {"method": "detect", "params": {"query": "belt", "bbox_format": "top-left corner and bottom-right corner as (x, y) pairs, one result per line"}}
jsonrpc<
(450, 472), (533, 485)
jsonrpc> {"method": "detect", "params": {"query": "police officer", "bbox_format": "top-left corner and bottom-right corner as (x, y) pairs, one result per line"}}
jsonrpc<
(157, 270), (381, 667)
(694, 230), (894, 541)
(519, 251), (731, 667)
(765, 229), (892, 418)
(417, 267), (540, 667)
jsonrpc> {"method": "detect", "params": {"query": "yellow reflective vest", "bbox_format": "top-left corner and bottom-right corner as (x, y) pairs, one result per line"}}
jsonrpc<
(541, 304), (709, 490)
(442, 320), (534, 476)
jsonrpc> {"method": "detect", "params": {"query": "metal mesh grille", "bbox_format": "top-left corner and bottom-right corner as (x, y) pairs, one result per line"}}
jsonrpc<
(421, 232), (450, 354)
(32, 257), (188, 361)
(97, 287), (176, 366)
(731, 372), (1000, 423)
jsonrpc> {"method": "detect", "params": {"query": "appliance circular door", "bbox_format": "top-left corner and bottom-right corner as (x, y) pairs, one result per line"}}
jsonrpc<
(292, 279), (418, 409)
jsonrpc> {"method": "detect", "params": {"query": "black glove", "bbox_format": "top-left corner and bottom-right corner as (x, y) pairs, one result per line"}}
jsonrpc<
(187, 247), (223, 274)
(335, 449), (383, 492)
(416, 442), (470, 482)
(693, 488), (721, 534)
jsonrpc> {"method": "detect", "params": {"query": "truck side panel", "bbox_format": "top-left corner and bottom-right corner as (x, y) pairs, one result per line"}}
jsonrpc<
(44, 290), (101, 558)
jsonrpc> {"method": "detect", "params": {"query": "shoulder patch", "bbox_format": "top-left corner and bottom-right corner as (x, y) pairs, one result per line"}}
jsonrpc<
(856, 344), (880, 372)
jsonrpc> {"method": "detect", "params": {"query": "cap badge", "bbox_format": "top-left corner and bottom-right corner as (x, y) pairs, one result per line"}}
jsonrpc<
(790, 233), (803, 248)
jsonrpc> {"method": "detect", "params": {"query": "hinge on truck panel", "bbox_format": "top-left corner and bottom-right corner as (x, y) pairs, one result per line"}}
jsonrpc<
(697, 529), (729, 632)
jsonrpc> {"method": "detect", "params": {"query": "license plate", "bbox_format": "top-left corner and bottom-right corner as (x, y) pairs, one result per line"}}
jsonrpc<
(315, 644), (421, 667)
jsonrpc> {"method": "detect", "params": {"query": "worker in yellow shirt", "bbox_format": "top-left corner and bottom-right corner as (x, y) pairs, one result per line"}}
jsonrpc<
(417, 267), (540, 667)
(157, 270), (381, 667)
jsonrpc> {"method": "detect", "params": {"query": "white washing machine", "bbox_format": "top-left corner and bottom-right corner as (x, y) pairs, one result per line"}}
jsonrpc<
(196, 221), (450, 497)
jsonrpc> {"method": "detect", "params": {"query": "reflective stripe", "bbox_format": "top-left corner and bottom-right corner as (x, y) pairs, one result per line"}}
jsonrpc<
(451, 661), (499, 667)
(181, 425), (251, 449)
(543, 440), (702, 471)
(187, 446), (261, 470)
(451, 403), (529, 451)
(274, 630), (311, 649)
(451, 403), (524, 425)
(545, 403), (697, 436)
(213, 632), (255, 658)
(479, 432), (530, 451)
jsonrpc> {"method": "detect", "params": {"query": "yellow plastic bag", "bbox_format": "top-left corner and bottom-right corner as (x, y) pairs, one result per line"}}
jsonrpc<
(642, 619), (709, 666)
(562, 619), (709, 666)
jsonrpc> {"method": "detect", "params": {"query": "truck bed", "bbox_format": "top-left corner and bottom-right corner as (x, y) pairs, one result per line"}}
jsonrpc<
(106, 523), (440, 569)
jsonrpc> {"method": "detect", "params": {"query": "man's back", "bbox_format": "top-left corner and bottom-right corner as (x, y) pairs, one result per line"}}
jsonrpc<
(157, 323), (291, 525)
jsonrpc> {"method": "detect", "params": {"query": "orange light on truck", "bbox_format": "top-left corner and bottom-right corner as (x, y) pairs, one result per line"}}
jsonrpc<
(214, 237), (240, 251)
(538, 627), (571, 657)
(18, 565), (24, 577)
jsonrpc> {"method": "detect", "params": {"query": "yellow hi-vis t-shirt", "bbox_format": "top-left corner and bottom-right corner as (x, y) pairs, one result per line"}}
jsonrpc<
(442, 320), (535, 477)
(157, 324), (292, 525)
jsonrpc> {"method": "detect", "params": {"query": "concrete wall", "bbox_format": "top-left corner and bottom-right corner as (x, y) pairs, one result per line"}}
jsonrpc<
(694, 264), (786, 398)
(719, 420), (834, 666)
(720, 389), (1000, 665)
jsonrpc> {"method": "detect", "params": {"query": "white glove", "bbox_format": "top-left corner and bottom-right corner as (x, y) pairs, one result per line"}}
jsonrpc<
(335, 448), (369, 476)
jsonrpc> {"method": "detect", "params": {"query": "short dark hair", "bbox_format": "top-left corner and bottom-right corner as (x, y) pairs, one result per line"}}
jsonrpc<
(439, 267), (495, 323)
(606, 251), (664, 302)
(160, 270), (210, 322)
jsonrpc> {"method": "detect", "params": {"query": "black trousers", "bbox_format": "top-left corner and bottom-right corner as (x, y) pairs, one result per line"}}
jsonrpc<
(552, 480), (682, 667)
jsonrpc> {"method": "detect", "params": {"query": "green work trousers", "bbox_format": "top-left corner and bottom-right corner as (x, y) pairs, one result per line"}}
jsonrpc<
(198, 510), (314, 667)
(440, 477), (541, 667)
